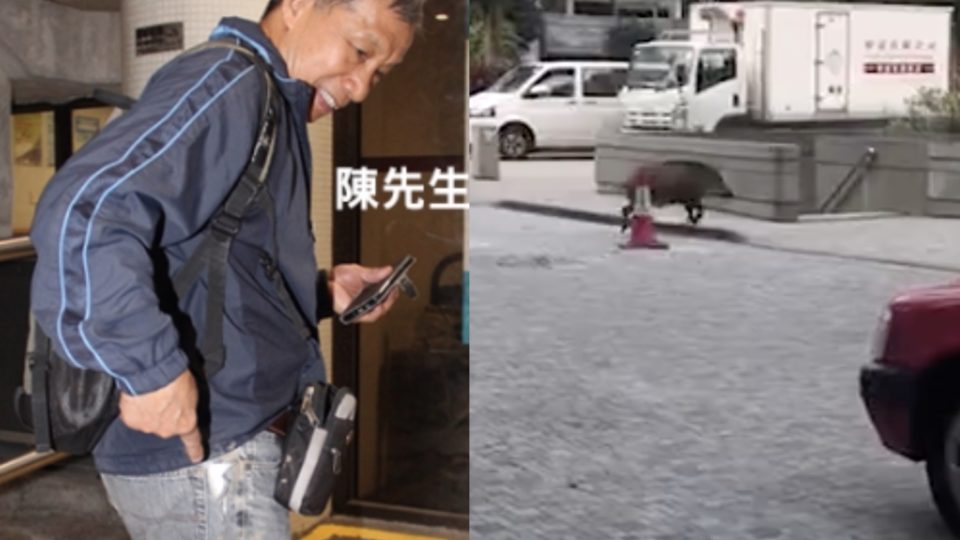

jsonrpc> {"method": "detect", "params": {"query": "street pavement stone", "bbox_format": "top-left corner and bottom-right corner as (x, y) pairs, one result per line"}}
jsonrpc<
(470, 205), (957, 540)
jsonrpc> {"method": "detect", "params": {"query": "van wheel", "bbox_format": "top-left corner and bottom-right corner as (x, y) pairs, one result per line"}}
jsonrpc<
(499, 125), (532, 159)
(926, 402), (960, 537)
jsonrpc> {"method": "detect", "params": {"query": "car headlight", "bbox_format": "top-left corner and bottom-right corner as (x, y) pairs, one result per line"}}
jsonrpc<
(470, 107), (496, 118)
(870, 308), (892, 360)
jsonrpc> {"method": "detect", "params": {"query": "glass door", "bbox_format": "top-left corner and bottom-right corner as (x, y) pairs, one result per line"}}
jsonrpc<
(331, 0), (468, 529)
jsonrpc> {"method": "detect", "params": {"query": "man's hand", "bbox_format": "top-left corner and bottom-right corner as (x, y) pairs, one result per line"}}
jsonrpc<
(118, 370), (203, 463)
(329, 264), (400, 323)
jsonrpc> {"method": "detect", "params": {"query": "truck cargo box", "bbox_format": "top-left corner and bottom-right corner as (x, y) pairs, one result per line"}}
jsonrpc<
(621, 2), (953, 132)
(698, 2), (952, 123)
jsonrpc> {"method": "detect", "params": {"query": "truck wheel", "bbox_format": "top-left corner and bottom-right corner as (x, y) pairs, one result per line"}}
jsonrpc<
(499, 125), (532, 159)
(926, 403), (960, 537)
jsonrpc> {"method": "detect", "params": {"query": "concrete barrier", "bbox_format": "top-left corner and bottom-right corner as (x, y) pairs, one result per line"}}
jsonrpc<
(595, 130), (803, 221)
(812, 136), (928, 215)
(926, 141), (960, 217)
(596, 127), (960, 221)
(811, 135), (960, 218)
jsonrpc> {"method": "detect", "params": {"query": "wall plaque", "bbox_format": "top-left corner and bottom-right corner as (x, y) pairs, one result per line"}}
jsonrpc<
(135, 22), (184, 56)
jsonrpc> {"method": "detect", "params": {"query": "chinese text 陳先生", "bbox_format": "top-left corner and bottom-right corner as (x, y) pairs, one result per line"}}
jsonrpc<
(336, 166), (469, 211)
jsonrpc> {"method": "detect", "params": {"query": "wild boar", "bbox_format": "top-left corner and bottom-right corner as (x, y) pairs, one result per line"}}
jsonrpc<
(622, 162), (734, 225)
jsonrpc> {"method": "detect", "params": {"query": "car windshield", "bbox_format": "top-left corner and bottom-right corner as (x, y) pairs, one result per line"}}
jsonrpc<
(628, 45), (694, 89)
(488, 65), (539, 93)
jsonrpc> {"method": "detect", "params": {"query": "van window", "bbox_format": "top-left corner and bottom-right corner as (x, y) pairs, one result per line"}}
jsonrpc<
(489, 65), (539, 93)
(526, 68), (575, 98)
(696, 49), (736, 93)
(583, 67), (627, 97)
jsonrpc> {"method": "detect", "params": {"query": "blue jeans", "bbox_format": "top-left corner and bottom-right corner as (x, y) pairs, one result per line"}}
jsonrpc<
(100, 430), (290, 540)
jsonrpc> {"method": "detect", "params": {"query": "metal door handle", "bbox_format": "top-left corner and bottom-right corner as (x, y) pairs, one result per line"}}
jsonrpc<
(583, 100), (598, 104)
(566, 100), (577, 105)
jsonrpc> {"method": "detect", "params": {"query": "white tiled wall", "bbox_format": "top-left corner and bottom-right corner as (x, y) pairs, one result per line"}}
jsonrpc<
(122, 0), (265, 97)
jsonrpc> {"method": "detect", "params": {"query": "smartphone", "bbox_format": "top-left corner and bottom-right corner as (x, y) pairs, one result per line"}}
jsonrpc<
(339, 256), (417, 325)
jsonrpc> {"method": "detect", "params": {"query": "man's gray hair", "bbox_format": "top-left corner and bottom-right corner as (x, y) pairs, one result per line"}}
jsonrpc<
(262, 0), (425, 28)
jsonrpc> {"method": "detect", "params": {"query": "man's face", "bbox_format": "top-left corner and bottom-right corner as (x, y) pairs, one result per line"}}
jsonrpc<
(279, 0), (415, 122)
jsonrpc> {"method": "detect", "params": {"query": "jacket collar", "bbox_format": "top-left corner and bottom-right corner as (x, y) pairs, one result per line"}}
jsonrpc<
(209, 17), (314, 123)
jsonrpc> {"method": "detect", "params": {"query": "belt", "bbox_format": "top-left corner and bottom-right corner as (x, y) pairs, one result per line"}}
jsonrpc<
(267, 410), (293, 437)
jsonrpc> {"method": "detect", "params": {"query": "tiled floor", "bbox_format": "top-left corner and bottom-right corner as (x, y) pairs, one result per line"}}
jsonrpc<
(0, 451), (127, 540)
(0, 446), (467, 540)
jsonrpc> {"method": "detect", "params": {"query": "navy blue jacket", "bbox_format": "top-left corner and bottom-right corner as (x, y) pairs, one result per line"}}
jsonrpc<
(29, 18), (325, 475)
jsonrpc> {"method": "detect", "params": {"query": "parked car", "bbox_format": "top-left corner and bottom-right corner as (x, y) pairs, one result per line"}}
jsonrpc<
(468, 60), (628, 159)
(860, 279), (960, 536)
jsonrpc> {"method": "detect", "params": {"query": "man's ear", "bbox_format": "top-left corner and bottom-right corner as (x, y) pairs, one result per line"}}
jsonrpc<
(281, 0), (314, 30)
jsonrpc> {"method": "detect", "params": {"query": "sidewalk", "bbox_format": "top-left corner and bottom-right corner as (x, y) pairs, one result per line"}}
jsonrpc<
(471, 159), (960, 274)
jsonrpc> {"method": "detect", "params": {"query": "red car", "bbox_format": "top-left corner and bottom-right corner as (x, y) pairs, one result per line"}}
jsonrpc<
(861, 280), (960, 536)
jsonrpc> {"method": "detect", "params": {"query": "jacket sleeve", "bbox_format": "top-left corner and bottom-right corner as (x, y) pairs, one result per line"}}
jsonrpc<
(29, 48), (268, 396)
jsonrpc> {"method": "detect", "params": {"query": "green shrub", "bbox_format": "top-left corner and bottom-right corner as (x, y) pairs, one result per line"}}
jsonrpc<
(892, 80), (960, 134)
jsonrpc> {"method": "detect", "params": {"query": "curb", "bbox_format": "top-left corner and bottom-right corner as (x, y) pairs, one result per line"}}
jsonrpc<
(493, 200), (749, 244)
(491, 200), (960, 274)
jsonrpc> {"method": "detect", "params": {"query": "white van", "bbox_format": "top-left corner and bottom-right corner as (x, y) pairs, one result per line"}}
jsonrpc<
(469, 60), (629, 158)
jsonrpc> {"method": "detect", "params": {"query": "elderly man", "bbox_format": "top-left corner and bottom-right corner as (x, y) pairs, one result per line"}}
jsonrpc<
(28, 0), (422, 537)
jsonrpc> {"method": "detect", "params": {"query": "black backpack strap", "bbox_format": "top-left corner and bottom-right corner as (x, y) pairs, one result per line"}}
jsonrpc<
(171, 40), (281, 378)
(30, 321), (52, 452)
(259, 248), (313, 340)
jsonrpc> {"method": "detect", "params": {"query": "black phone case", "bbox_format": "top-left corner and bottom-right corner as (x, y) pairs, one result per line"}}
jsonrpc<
(339, 256), (416, 324)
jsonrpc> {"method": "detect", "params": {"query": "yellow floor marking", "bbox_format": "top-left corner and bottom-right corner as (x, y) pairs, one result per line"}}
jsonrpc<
(302, 523), (451, 540)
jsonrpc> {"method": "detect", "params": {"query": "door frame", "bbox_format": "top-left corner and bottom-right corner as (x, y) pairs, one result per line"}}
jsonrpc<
(814, 10), (851, 113)
(330, 104), (467, 530)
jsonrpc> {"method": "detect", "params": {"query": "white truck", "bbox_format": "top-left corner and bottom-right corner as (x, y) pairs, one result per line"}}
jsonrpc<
(619, 1), (953, 133)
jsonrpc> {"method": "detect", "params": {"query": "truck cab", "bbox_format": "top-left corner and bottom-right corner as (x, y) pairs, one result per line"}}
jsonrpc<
(620, 33), (747, 132)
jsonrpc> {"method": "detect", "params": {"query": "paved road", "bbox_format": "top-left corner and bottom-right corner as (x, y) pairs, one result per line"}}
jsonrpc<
(470, 205), (958, 540)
